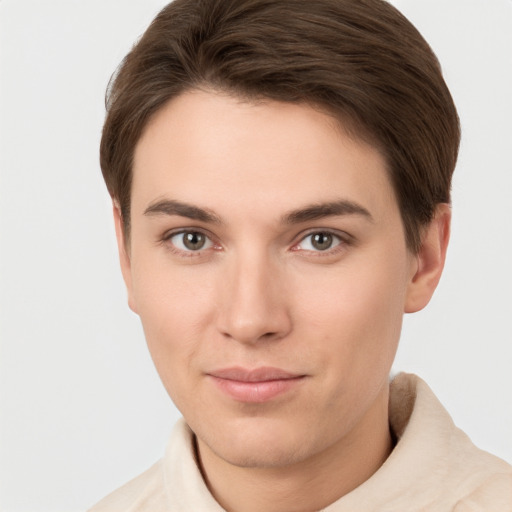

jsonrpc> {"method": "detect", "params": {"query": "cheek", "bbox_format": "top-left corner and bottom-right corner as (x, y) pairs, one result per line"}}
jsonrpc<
(295, 251), (409, 375)
(299, 264), (406, 439)
(130, 259), (216, 395)
(132, 248), (216, 326)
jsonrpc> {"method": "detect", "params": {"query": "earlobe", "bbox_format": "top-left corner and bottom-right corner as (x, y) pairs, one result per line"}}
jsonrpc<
(112, 201), (138, 314)
(404, 203), (451, 313)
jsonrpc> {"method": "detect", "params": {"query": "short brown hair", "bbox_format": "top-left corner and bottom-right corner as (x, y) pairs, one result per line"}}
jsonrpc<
(100, 0), (460, 252)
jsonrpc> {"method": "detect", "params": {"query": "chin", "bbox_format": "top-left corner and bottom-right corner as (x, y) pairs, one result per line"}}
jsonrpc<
(197, 415), (320, 469)
(213, 439), (308, 469)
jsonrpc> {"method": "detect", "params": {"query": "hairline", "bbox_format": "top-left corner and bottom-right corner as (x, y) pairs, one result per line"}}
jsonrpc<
(120, 84), (394, 246)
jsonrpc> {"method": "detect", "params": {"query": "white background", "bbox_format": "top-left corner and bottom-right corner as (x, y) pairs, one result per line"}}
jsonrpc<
(1, 1), (511, 511)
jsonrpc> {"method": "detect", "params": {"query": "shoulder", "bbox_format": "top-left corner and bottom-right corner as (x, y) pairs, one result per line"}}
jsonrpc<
(87, 460), (168, 512)
(391, 373), (512, 510)
(448, 436), (512, 510)
(87, 418), (220, 512)
(452, 472), (512, 511)
(87, 420), (187, 512)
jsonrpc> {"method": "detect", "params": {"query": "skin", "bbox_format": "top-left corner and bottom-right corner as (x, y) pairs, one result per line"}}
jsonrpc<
(114, 89), (450, 512)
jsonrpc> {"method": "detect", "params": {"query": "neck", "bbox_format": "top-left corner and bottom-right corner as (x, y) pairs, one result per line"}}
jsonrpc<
(196, 385), (393, 512)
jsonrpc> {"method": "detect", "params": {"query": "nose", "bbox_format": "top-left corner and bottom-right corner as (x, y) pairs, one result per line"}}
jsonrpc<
(216, 251), (292, 345)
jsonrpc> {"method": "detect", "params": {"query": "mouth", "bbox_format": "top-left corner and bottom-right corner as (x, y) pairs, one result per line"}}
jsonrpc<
(206, 366), (306, 403)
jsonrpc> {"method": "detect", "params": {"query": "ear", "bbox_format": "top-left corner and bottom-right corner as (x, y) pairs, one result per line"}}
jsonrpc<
(404, 203), (451, 313)
(112, 201), (138, 314)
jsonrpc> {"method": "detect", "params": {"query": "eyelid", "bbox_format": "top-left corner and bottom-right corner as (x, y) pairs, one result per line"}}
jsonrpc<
(161, 227), (221, 255)
(159, 226), (353, 256)
(290, 228), (353, 253)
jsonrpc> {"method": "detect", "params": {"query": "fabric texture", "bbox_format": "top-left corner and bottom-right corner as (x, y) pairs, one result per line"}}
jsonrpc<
(88, 373), (512, 511)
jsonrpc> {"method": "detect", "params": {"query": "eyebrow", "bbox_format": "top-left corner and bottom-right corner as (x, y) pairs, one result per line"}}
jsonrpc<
(143, 198), (373, 225)
(144, 199), (222, 224)
(282, 200), (373, 224)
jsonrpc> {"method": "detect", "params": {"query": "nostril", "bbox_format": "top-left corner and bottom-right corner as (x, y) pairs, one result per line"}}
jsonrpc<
(215, 268), (293, 344)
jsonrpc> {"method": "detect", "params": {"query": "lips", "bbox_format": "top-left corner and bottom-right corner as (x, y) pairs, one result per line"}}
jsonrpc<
(207, 366), (305, 403)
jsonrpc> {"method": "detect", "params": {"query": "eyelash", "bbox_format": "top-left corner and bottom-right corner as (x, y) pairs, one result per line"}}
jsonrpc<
(160, 229), (352, 258)
(290, 230), (352, 257)
(160, 229), (219, 258)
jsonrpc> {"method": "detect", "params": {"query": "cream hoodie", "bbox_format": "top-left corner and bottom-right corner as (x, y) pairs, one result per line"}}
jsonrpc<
(89, 374), (512, 511)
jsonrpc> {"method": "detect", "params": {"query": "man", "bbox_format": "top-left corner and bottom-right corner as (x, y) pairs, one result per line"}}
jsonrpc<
(89, 0), (512, 510)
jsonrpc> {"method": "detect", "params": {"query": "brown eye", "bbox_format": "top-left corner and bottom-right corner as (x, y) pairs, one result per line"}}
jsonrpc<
(183, 232), (206, 250)
(169, 231), (213, 251)
(295, 231), (343, 252)
(311, 232), (333, 251)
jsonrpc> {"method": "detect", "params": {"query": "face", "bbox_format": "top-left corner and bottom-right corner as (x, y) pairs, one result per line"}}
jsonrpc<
(117, 90), (438, 470)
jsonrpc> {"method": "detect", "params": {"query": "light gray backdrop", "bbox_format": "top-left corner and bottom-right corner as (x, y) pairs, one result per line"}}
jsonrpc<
(1, 1), (511, 511)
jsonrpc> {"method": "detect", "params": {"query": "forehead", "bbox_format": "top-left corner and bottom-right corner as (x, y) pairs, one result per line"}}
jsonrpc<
(131, 90), (398, 220)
